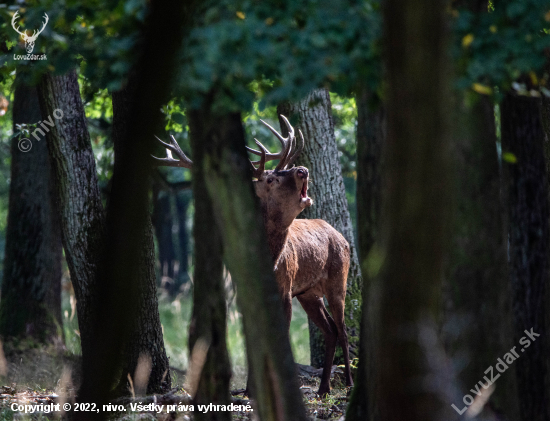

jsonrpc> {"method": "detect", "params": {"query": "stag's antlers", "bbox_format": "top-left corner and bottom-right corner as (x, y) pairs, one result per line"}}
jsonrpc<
(11, 11), (26, 38)
(247, 115), (304, 178)
(152, 114), (303, 178)
(11, 11), (49, 41)
(152, 135), (193, 169)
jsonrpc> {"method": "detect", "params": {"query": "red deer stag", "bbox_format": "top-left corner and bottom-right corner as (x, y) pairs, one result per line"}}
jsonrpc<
(153, 115), (353, 396)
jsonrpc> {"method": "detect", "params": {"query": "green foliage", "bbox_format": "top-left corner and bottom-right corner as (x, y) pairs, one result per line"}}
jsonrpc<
(453, 0), (550, 92)
(178, 0), (381, 111)
(0, 73), (14, 281)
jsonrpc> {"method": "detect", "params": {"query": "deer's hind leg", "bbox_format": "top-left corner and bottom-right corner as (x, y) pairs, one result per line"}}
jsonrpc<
(325, 286), (353, 388)
(297, 290), (338, 397)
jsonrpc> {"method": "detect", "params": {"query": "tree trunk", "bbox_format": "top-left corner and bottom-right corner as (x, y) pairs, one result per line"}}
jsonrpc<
(346, 87), (384, 421)
(37, 69), (105, 363)
(277, 88), (362, 367)
(0, 78), (63, 345)
(188, 94), (308, 421)
(443, 93), (518, 418)
(378, 1), (453, 419)
(175, 190), (191, 287)
(110, 80), (171, 395)
(501, 92), (550, 421)
(188, 109), (231, 421)
(152, 185), (176, 287)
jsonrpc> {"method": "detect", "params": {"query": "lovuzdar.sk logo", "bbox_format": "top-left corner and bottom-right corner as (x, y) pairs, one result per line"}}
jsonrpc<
(11, 10), (49, 60)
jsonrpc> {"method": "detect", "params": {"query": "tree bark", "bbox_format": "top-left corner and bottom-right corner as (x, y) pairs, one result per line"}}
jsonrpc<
(110, 80), (171, 395)
(443, 93), (518, 418)
(152, 185), (176, 286)
(277, 88), (362, 367)
(175, 190), (191, 287)
(0, 78), (63, 345)
(378, 1), (453, 419)
(188, 94), (308, 421)
(37, 69), (105, 364)
(188, 109), (231, 421)
(501, 92), (550, 421)
(346, 87), (384, 421)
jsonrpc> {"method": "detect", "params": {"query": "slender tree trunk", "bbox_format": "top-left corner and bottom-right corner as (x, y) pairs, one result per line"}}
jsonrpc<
(501, 92), (550, 421)
(0, 78), (63, 345)
(152, 185), (176, 286)
(188, 94), (308, 421)
(346, 87), (384, 421)
(188, 110), (231, 421)
(378, 1), (453, 419)
(277, 88), (362, 367)
(111, 80), (171, 395)
(175, 190), (191, 286)
(37, 69), (105, 364)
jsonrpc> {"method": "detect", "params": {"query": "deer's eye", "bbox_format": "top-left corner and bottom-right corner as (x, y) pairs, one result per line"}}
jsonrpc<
(267, 178), (274, 184)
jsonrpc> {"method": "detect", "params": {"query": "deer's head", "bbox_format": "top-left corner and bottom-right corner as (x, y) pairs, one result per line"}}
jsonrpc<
(248, 116), (312, 230)
(12, 11), (49, 54)
(152, 114), (311, 230)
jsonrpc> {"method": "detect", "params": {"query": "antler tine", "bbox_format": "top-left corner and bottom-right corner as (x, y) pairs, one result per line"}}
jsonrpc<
(274, 115), (296, 171)
(260, 119), (287, 148)
(152, 135), (193, 169)
(34, 13), (49, 37)
(280, 115), (295, 140)
(11, 11), (25, 37)
(249, 141), (267, 179)
(246, 138), (270, 157)
(286, 129), (305, 168)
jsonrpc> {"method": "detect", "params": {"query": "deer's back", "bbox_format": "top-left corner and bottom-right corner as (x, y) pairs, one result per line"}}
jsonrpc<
(277, 219), (350, 297)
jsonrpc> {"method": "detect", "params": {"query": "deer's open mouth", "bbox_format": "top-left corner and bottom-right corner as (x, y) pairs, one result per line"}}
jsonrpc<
(300, 179), (308, 199)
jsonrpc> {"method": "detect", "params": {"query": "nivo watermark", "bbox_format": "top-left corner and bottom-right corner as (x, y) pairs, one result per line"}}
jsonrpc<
(15, 108), (63, 152)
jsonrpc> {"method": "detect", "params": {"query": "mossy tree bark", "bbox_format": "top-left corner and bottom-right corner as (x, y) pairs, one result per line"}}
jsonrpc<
(501, 92), (550, 421)
(346, 87), (384, 421)
(0, 78), (63, 345)
(188, 109), (231, 421)
(377, 1), (453, 419)
(188, 93), (308, 421)
(277, 89), (362, 367)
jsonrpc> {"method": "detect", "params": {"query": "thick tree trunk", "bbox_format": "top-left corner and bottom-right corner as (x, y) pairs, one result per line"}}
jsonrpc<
(444, 94), (518, 418)
(0, 79), (63, 345)
(277, 88), (362, 367)
(346, 87), (384, 421)
(188, 95), (308, 421)
(111, 81), (171, 395)
(378, 1), (453, 420)
(188, 111), (231, 421)
(501, 92), (550, 421)
(37, 69), (105, 363)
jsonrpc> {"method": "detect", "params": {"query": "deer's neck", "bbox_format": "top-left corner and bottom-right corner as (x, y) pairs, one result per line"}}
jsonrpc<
(265, 222), (290, 262)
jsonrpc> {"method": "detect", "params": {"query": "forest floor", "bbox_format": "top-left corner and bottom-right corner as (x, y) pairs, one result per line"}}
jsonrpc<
(0, 346), (350, 421)
(0, 289), (349, 420)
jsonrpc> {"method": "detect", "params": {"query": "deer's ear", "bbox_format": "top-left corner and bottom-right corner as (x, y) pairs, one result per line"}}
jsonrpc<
(252, 179), (264, 198)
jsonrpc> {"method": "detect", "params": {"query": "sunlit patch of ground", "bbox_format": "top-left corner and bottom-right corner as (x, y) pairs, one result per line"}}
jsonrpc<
(0, 289), (344, 420)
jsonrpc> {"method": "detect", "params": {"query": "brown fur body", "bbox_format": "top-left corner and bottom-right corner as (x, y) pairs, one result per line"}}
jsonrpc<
(153, 117), (353, 397)
(256, 167), (353, 396)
